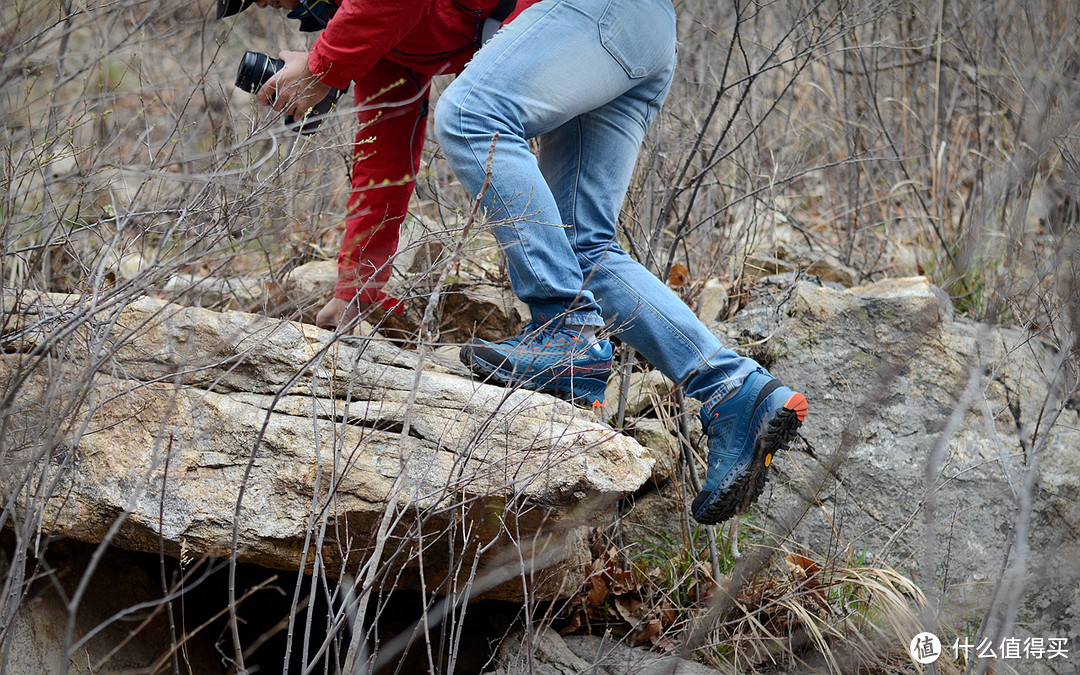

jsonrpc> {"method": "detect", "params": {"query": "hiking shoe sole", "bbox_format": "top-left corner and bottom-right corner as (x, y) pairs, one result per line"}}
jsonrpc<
(691, 391), (808, 524)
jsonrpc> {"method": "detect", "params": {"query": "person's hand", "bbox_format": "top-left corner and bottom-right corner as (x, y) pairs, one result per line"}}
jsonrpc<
(256, 50), (332, 120)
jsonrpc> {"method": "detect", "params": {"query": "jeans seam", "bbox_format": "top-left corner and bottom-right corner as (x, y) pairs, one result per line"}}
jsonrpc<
(591, 259), (742, 399)
(565, 115), (582, 239)
(453, 2), (607, 322)
(643, 55), (676, 128)
(455, 117), (564, 305)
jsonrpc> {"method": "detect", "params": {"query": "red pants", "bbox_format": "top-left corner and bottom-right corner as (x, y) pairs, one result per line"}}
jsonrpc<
(334, 60), (432, 305)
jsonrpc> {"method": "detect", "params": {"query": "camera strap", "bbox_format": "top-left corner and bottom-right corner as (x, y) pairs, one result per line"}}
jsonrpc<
(287, 0), (337, 32)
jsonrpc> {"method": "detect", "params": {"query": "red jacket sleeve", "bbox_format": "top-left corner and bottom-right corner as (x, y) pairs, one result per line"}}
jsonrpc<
(308, 0), (430, 90)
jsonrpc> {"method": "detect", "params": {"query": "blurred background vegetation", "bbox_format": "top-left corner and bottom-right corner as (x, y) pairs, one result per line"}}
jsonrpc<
(3, 0), (1076, 326)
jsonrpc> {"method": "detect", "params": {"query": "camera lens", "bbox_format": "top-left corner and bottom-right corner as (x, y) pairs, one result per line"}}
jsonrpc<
(235, 51), (285, 94)
(232, 50), (348, 134)
(216, 0), (255, 20)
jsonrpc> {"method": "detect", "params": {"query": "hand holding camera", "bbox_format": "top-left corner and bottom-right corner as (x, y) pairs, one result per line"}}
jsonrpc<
(235, 50), (345, 134)
(254, 50), (328, 115)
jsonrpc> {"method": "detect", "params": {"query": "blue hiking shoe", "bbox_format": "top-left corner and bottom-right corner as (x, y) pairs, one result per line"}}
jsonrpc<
(460, 324), (613, 408)
(692, 371), (807, 524)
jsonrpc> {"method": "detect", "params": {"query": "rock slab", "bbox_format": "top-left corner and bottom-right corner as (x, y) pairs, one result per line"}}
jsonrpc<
(1, 291), (653, 601)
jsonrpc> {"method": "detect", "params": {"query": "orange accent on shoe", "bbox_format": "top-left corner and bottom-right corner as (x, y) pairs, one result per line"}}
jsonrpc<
(592, 400), (604, 408)
(784, 393), (808, 422)
(764, 453), (772, 467)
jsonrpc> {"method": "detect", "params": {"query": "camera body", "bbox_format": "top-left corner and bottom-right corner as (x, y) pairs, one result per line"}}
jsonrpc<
(235, 50), (346, 134)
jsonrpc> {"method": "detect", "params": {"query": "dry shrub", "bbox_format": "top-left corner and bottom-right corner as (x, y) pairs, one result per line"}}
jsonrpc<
(2, 0), (1077, 673)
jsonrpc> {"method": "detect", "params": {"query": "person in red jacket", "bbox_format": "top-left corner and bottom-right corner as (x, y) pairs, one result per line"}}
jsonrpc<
(220, 0), (535, 329)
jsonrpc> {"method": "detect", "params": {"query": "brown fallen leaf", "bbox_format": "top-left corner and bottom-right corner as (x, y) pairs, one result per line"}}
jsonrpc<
(612, 569), (638, 595)
(559, 608), (584, 635)
(668, 263), (691, 288)
(587, 575), (608, 608)
(784, 553), (822, 582)
(785, 553), (829, 607)
(634, 618), (663, 646)
(658, 601), (677, 627)
(613, 596), (644, 625)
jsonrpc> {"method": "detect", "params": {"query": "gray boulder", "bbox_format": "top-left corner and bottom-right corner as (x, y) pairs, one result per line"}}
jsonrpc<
(487, 628), (722, 675)
(714, 276), (1079, 664)
(617, 276), (1078, 673)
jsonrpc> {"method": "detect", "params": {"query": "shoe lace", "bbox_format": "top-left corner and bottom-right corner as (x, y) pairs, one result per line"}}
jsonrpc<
(508, 323), (590, 353)
(503, 323), (544, 349)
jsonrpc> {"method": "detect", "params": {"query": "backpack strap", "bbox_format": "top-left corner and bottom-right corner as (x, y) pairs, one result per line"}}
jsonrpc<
(287, 0), (337, 32)
(479, 0), (517, 45)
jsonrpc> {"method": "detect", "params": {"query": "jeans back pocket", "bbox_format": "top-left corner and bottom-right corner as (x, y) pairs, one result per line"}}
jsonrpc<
(598, 0), (675, 79)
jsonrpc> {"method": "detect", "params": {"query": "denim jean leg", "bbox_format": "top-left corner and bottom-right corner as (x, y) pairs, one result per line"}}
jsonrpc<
(588, 248), (763, 407)
(434, 0), (665, 329)
(435, 0), (762, 404)
(543, 110), (761, 405)
(534, 1), (762, 406)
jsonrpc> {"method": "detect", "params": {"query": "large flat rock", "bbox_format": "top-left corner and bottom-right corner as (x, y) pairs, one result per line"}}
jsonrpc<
(1, 291), (653, 601)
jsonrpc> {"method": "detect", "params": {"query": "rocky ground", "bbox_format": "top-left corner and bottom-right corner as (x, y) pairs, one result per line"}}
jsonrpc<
(3, 255), (1078, 673)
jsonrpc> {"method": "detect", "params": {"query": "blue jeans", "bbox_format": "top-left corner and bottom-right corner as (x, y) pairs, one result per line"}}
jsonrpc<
(434, 0), (761, 409)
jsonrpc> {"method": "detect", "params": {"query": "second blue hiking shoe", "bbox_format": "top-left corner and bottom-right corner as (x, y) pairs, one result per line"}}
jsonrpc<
(692, 370), (808, 524)
(460, 323), (613, 408)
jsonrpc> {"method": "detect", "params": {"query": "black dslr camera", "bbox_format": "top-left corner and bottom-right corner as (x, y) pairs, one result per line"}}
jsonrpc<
(217, 0), (343, 133)
(234, 51), (346, 134)
(217, 0), (333, 32)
